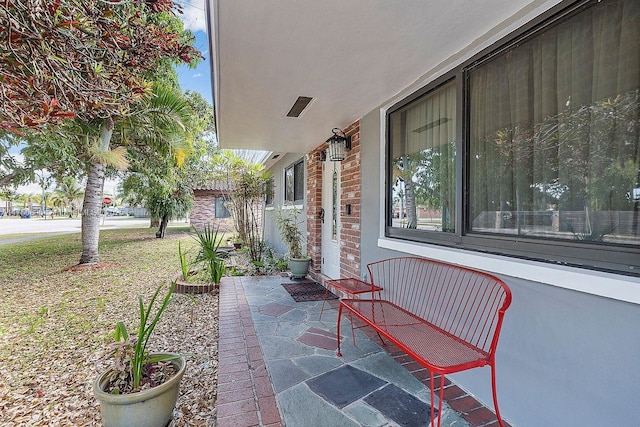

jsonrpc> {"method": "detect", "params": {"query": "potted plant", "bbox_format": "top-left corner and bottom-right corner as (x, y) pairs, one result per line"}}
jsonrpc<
(93, 282), (193, 427)
(232, 236), (243, 249)
(276, 205), (311, 279)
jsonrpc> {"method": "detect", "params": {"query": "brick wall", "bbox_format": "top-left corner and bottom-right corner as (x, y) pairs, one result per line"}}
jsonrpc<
(340, 122), (361, 278)
(306, 121), (361, 279)
(190, 191), (235, 233)
(306, 145), (324, 275)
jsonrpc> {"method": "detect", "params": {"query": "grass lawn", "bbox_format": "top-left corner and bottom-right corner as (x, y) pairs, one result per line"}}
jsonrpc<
(0, 226), (219, 426)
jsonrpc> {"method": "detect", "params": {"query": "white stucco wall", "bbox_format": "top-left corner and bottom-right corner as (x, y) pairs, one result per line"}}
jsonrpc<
(263, 153), (307, 258)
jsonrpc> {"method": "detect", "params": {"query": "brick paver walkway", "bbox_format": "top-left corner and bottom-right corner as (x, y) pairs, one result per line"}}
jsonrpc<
(217, 278), (282, 427)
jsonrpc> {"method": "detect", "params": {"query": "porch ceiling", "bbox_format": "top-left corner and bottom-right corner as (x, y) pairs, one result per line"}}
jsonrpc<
(207, 0), (558, 154)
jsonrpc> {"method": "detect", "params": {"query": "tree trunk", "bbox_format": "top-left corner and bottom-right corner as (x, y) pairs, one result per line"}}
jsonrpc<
(80, 161), (106, 264)
(156, 214), (169, 238)
(79, 118), (112, 265)
(405, 179), (418, 229)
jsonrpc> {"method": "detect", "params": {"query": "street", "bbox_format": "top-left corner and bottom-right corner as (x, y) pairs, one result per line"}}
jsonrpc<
(0, 216), (155, 240)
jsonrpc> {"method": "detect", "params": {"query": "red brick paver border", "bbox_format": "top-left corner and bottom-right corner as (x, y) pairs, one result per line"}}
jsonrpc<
(217, 277), (283, 427)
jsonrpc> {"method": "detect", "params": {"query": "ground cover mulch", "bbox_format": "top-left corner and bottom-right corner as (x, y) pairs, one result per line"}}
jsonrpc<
(0, 227), (219, 426)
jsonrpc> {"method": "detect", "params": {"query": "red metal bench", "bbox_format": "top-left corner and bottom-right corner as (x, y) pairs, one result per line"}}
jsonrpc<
(336, 257), (512, 427)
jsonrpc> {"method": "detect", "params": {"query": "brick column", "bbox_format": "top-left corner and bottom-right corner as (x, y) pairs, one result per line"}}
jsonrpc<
(190, 192), (216, 231)
(340, 122), (361, 278)
(306, 121), (361, 280)
(306, 147), (325, 274)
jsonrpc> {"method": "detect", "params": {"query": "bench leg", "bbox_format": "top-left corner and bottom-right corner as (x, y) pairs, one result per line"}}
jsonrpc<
(491, 365), (505, 427)
(349, 312), (356, 346)
(429, 371), (445, 427)
(319, 286), (330, 320)
(336, 303), (344, 357)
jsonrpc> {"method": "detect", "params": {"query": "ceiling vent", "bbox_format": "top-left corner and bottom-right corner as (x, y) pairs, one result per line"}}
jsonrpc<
(286, 96), (314, 118)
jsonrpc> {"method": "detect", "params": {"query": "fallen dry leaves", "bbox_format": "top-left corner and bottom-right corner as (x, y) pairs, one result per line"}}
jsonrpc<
(0, 227), (219, 426)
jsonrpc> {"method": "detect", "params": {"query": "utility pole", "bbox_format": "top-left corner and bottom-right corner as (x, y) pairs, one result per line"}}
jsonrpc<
(36, 170), (52, 220)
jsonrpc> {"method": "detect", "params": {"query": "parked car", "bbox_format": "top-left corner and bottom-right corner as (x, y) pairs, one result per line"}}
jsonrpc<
(105, 207), (124, 216)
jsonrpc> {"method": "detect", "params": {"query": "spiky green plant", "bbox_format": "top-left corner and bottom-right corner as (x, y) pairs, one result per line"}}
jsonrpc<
(178, 241), (190, 281)
(112, 282), (188, 391)
(191, 224), (226, 284)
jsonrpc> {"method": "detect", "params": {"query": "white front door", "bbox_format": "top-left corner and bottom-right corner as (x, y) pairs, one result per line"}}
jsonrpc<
(321, 160), (340, 279)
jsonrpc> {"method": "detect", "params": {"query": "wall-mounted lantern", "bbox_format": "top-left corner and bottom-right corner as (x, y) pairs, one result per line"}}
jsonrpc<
(325, 128), (352, 161)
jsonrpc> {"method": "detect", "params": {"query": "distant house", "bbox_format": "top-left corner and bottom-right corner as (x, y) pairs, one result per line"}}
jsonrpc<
(190, 185), (234, 232)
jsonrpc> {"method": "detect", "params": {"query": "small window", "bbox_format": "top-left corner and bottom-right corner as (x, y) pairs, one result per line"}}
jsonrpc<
(285, 159), (305, 202)
(215, 196), (231, 218)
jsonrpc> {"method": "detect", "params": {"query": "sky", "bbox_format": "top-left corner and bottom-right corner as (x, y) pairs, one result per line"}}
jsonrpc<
(12, 0), (212, 196)
(175, 0), (213, 105)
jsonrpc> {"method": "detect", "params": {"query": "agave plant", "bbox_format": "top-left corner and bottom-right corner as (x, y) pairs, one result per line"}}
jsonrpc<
(191, 224), (227, 284)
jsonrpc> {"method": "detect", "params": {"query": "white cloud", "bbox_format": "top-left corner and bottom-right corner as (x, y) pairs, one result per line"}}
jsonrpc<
(192, 73), (203, 78)
(10, 152), (25, 166)
(179, 0), (207, 34)
(16, 182), (42, 194)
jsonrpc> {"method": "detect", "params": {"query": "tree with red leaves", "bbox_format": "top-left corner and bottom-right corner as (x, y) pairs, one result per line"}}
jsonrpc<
(0, 0), (200, 129)
(0, 0), (202, 265)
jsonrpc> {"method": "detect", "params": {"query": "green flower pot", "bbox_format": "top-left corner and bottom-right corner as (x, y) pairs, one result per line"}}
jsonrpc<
(93, 354), (186, 427)
(289, 257), (311, 279)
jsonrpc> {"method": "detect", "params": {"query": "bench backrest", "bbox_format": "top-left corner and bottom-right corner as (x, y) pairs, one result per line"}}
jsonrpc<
(367, 257), (512, 356)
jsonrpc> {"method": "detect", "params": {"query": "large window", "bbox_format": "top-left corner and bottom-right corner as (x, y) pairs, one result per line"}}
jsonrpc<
(285, 159), (305, 203)
(386, 0), (640, 275)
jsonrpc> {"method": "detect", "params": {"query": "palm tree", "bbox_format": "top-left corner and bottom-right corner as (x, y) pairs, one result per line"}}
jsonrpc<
(14, 193), (36, 216)
(79, 84), (193, 264)
(56, 177), (84, 218)
(0, 187), (16, 215)
(49, 192), (67, 217)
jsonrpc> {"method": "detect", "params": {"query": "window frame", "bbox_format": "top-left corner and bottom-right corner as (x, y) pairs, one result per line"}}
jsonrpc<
(284, 158), (305, 203)
(384, 0), (640, 276)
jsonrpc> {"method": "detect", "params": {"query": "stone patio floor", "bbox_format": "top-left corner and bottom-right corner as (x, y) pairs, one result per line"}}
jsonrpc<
(216, 276), (512, 427)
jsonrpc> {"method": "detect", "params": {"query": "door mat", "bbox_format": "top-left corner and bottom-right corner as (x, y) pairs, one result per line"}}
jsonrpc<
(282, 281), (338, 302)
